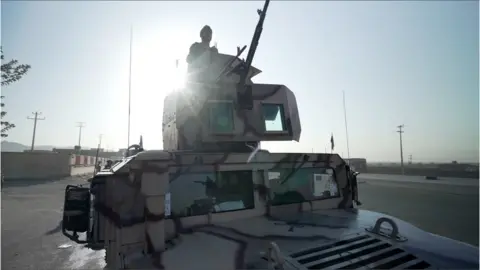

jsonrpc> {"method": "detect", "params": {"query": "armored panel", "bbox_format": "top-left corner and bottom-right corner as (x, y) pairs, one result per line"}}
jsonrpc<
(162, 82), (301, 151)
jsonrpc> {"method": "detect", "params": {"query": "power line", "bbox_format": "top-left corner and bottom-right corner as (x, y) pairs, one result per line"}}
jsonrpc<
(397, 124), (405, 175)
(26, 112), (45, 151)
(76, 122), (86, 150)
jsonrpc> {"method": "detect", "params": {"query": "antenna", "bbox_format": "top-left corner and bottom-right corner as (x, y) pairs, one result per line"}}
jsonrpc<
(127, 26), (133, 149)
(343, 91), (351, 163)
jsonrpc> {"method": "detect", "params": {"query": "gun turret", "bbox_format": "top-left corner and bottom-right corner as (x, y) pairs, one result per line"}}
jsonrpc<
(162, 0), (301, 152)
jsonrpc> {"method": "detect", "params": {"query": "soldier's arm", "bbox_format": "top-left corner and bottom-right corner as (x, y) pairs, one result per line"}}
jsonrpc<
(186, 43), (198, 64)
(210, 46), (218, 54)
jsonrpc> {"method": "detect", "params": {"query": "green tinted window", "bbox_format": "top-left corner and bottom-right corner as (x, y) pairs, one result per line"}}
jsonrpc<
(262, 104), (286, 132)
(169, 170), (255, 217)
(268, 167), (339, 206)
(209, 102), (234, 133)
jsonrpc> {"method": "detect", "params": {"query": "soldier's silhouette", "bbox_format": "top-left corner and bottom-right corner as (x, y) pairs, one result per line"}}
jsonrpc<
(346, 165), (362, 206)
(186, 25), (218, 71)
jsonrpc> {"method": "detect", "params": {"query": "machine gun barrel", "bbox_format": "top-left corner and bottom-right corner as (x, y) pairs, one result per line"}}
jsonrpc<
(242, 0), (270, 83)
(237, 0), (271, 109)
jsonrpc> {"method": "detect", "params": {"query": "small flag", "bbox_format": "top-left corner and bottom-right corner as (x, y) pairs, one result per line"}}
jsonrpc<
(139, 135), (143, 148)
(330, 133), (335, 151)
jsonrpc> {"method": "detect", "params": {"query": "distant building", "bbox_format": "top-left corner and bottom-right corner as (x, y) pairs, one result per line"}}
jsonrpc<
(22, 150), (55, 153)
(438, 162), (479, 173)
(52, 147), (124, 159)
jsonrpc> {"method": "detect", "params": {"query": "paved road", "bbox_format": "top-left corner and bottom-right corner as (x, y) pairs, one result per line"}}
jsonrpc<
(1, 175), (104, 270)
(359, 173), (479, 187)
(1, 174), (478, 269)
(358, 174), (479, 246)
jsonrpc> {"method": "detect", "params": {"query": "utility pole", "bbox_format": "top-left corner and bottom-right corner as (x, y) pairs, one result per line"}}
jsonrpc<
(397, 124), (405, 174)
(76, 122), (86, 150)
(27, 112), (45, 151)
(98, 134), (103, 147)
(408, 154), (412, 165)
(94, 134), (103, 175)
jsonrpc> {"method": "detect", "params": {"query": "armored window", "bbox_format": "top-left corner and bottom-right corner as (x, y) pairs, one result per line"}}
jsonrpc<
(110, 156), (134, 173)
(267, 167), (339, 206)
(208, 101), (235, 133)
(169, 170), (255, 217)
(262, 104), (286, 132)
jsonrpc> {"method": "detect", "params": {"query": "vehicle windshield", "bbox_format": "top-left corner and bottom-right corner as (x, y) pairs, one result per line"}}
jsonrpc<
(167, 167), (340, 217)
(168, 170), (255, 217)
(110, 157), (133, 173)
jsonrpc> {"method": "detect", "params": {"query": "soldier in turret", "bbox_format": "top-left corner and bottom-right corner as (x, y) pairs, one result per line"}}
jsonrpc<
(186, 25), (218, 66)
(346, 165), (362, 206)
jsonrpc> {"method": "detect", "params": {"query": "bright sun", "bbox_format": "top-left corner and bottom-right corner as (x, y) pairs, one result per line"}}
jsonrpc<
(133, 33), (189, 97)
(103, 27), (197, 149)
(123, 30), (190, 147)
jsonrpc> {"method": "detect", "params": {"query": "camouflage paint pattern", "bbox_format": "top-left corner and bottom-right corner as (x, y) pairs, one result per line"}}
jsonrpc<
(90, 150), (353, 269)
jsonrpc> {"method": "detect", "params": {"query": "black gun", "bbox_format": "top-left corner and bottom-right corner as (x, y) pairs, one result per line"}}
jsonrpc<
(236, 0), (271, 110)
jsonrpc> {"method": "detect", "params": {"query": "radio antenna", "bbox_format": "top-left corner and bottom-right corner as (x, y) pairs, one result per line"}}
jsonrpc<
(127, 26), (133, 149)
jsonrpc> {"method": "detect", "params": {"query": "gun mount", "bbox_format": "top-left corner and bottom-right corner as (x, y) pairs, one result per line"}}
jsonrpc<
(162, 50), (301, 152)
(162, 0), (300, 152)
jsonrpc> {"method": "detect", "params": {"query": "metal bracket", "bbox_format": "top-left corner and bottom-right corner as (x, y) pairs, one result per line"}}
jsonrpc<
(266, 242), (285, 270)
(366, 217), (407, 242)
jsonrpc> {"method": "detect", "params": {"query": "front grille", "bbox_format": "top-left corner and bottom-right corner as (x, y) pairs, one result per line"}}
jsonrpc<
(289, 233), (431, 269)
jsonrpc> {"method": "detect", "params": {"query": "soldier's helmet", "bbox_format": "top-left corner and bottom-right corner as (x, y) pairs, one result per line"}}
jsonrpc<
(200, 25), (212, 41)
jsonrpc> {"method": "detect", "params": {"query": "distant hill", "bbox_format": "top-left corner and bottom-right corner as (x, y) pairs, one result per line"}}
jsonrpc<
(1, 141), (63, 152)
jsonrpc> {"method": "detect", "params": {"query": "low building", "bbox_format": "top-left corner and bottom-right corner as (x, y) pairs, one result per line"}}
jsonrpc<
(344, 158), (367, 172)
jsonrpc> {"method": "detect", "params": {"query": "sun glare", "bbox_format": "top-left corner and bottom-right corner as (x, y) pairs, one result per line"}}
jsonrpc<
(172, 63), (187, 90)
(123, 28), (192, 148)
(133, 30), (190, 94)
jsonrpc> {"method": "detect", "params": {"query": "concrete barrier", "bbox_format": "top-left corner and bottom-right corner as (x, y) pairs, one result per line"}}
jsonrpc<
(2, 152), (71, 180)
(71, 166), (95, 176)
(1, 152), (96, 181)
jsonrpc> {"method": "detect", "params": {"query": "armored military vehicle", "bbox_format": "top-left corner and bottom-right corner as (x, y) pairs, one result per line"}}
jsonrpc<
(61, 1), (479, 269)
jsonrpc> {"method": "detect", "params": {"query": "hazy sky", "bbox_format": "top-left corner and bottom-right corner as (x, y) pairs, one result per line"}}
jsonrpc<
(1, 1), (478, 162)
